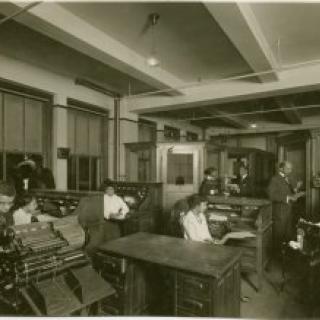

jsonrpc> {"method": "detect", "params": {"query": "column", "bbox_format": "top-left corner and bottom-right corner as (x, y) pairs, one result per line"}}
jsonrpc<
(52, 94), (68, 190)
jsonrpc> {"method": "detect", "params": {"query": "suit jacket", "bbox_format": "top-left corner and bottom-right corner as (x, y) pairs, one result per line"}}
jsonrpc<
(267, 174), (294, 204)
(199, 178), (220, 195)
(75, 195), (121, 255)
(267, 173), (294, 220)
(237, 175), (255, 197)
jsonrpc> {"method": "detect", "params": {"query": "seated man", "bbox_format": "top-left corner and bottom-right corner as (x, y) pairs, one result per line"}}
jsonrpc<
(75, 181), (129, 255)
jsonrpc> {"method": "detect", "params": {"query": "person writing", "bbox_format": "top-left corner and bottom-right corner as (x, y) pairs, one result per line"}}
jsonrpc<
(267, 161), (305, 256)
(199, 167), (220, 196)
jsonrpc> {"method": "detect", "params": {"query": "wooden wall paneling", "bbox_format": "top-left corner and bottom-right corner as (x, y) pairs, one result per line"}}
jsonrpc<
(4, 93), (24, 152)
(24, 98), (43, 153)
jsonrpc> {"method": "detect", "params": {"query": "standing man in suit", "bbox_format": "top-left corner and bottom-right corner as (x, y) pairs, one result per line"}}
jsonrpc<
(75, 181), (129, 255)
(235, 165), (255, 197)
(267, 161), (303, 256)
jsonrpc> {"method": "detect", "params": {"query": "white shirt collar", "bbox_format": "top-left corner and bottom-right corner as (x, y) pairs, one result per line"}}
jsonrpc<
(279, 172), (285, 178)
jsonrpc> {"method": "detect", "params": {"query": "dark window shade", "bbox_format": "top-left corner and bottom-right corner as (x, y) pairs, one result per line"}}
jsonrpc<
(25, 98), (43, 153)
(67, 107), (104, 190)
(4, 94), (24, 151)
(89, 115), (102, 156)
(68, 109), (102, 156)
(75, 112), (89, 155)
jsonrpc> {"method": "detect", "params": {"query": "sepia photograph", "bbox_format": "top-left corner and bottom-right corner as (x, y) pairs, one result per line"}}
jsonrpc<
(0, 0), (319, 318)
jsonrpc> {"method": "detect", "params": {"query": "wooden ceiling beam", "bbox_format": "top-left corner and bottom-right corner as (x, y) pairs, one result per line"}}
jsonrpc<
(274, 97), (302, 124)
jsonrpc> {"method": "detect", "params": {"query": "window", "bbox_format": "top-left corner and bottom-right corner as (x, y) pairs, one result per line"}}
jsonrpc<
(138, 119), (156, 142)
(0, 90), (51, 181)
(167, 153), (193, 184)
(164, 125), (180, 141)
(186, 131), (198, 141)
(67, 105), (106, 191)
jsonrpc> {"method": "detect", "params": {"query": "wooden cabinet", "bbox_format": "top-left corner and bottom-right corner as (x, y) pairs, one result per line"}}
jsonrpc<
(125, 141), (275, 210)
(96, 233), (241, 317)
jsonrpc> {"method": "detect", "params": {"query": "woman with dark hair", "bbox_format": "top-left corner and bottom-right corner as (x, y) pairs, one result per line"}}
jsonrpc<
(13, 193), (39, 225)
(199, 167), (220, 195)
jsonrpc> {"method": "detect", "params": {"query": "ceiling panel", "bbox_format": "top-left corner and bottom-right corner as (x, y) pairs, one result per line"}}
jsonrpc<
(60, 2), (252, 82)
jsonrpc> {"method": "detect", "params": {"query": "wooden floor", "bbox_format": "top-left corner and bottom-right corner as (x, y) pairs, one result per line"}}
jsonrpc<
(241, 261), (310, 319)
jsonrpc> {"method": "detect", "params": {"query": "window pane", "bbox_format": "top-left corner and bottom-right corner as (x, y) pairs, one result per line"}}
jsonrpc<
(167, 153), (193, 184)
(89, 116), (101, 156)
(6, 153), (25, 190)
(75, 113), (89, 155)
(4, 94), (24, 151)
(90, 158), (98, 191)
(68, 156), (77, 190)
(25, 98), (43, 153)
(138, 150), (151, 182)
(79, 156), (90, 191)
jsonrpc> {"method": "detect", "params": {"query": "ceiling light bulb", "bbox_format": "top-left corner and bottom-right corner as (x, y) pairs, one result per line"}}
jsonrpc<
(147, 55), (160, 67)
(250, 123), (257, 128)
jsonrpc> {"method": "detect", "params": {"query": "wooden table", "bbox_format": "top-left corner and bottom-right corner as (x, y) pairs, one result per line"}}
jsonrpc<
(97, 232), (242, 317)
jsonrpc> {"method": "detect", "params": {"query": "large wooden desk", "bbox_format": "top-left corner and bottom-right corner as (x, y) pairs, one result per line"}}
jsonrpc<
(206, 195), (272, 291)
(96, 232), (242, 317)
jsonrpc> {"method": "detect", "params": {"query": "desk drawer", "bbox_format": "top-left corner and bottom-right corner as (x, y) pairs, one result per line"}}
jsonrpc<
(101, 273), (125, 290)
(96, 253), (127, 274)
(101, 291), (123, 315)
(177, 295), (210, 316)
(177, 273), (211, 299)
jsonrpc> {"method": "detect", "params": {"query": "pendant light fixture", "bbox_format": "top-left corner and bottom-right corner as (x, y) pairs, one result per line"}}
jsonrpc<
(146, 13), (160, 67)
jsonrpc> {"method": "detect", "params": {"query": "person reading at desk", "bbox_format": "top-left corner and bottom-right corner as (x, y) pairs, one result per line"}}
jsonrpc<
(182, 194), (255, 245)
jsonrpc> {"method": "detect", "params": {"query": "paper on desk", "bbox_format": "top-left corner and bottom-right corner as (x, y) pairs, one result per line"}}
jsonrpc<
(208, 213), (228, 221)
(227, 231), (255, 239)
(214, 204), (233, 210)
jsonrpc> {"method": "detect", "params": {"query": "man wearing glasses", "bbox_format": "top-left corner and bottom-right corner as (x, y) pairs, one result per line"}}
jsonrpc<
(0, 181), (16, 231)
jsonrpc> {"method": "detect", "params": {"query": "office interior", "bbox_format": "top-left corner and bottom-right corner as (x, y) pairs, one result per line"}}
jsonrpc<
(0, 1), (320, 318)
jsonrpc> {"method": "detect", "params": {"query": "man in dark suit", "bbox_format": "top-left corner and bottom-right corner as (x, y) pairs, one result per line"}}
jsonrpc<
(75, 181), (129, 255)
(235, 165), (255, 197)
(267, 161), (303, 256)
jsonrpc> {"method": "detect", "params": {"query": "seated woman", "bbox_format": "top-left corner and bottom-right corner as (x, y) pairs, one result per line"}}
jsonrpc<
(182, 194), (252, 244)
(13, 193), (40, 225)
(182, 195), (213, 242)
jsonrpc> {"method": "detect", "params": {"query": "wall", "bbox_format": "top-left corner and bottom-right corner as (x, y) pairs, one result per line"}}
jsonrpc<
(0, 53), (113, 189)
(210, 133), (277, 154)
